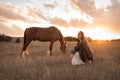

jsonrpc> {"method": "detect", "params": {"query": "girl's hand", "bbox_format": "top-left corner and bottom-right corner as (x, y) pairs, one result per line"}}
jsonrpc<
(70, 54), (73, 60)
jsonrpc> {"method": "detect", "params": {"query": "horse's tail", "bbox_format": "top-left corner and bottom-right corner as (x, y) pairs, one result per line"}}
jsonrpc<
(23, 28), (27, 45)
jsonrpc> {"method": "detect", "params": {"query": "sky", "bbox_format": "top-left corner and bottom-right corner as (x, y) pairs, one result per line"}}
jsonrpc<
(0, 0), (120, 40)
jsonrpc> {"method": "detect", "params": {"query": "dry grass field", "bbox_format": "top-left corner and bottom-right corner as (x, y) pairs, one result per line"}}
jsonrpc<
(0, 40), (120, 80)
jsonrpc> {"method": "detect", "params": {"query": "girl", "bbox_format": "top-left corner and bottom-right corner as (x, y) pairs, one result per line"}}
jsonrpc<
(70, 31), (93, 65)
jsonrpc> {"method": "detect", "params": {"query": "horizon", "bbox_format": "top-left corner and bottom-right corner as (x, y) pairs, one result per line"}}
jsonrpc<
(1, 31), (120, 41)
(0, 0), (120, 40)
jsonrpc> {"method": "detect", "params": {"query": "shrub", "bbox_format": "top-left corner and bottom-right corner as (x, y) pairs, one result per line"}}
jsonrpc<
(15, 38), (20, 43)
(86, 37), (93, 42)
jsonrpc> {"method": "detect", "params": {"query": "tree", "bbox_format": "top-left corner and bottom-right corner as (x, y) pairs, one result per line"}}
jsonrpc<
(0, 34), (12, 42)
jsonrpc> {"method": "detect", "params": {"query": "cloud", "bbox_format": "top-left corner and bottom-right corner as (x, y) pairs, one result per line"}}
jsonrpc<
(0, 3), (29, 22)
(0, 23), (24, 37)
(44, 3), (56, 9)
(93, 0), (120, 33)
(0, 18), (9, 23)
(49, 17), (69, 27)
(26, 5), (48, 21)
(1, 0), (120, 35)
(107, 0), (120, 32)
(71, 0), (120, 33)
(0, 1), (93, 29)
(49, 17), (90, 28)
(0, 3), (48, 24)
(71, 0), (98, 16)
(69, 18), (90, 28)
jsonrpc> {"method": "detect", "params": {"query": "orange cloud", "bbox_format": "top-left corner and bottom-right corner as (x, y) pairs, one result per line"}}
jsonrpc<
(49, 17), (69, 27)
(0, 3), (29, 22)
(71, 0), (120, 33)
(1, 0), (120, 34)
(0, 3), (47, 24)
(44, 3), (56, 9)
(69, 18), (89, 28)
(0, 23), (24, 36)
(26, 5), (48, 21)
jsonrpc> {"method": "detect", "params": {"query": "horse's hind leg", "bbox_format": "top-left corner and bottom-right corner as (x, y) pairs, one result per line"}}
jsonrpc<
(21, 41), (31, 58)
(47, 41), (55, 56)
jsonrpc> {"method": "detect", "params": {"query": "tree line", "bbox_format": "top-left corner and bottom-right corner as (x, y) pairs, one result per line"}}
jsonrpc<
(64, 36), (93, 42)
(0, 34), (120, 42)
(0, 34), (20, 43)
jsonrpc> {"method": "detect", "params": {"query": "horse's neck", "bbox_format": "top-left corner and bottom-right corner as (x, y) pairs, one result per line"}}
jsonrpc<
(59, 38), (64, 46)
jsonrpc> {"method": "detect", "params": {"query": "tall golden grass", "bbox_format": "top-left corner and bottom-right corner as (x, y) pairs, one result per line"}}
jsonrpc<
(0, 41), (120, 80)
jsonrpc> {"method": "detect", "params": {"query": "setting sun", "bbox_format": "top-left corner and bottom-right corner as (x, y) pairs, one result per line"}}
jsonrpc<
(85, 27), (111, 40)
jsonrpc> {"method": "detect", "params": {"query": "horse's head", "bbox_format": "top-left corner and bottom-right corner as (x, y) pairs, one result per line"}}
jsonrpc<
(60, 41), (66, 53)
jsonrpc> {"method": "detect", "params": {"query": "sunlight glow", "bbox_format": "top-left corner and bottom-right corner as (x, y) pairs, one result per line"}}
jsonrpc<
(58, 27), (120, 40)
(6, 21), (28, 29)
(58, 27), (80, 37)
(85, 27), (112, 40)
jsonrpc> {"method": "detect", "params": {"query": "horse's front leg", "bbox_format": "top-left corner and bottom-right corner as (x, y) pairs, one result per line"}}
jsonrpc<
(47, 41), (54, 56)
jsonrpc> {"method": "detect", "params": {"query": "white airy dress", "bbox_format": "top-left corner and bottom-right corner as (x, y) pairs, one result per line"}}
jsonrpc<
(71, 52), (85, 65)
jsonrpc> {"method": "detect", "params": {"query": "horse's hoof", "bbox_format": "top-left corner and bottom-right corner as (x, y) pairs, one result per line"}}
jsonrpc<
(22, 51), (26, 58)
(88, 60), (92, 64)
(47, 50), (51, 56)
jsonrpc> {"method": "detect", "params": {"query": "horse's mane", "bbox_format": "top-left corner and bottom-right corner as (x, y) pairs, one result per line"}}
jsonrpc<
(58, 29), (65, 45)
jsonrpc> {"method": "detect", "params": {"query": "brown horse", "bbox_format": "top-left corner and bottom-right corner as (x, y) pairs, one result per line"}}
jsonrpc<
(21, 26), (66, 58)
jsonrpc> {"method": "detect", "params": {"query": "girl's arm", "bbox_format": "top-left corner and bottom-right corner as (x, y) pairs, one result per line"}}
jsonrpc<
(71, 40), (80, 55)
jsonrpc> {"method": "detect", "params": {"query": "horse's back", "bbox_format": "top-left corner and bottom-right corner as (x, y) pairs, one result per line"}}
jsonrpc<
(24, 26), (60, 41)
(27, 26), (59, 32)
